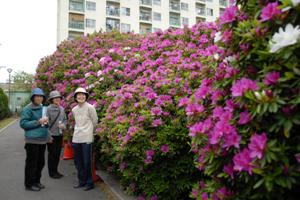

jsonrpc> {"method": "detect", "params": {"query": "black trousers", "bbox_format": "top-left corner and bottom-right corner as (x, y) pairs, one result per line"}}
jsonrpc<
(47, 135), (63, 176)
(24, 143), (46, 187)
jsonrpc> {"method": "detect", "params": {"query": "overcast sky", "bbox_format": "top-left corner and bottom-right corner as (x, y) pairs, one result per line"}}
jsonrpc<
(0, 0), (57, 83)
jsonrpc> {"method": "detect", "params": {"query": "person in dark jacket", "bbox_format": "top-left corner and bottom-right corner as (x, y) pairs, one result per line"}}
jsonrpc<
(20, 88), (51, 191)
(46, 90), (67, 179)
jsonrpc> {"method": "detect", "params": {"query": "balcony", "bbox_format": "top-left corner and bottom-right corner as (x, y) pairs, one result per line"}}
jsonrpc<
(139, 9), (152, 22)
(69, 0), (84, 12)
(106, 18), (120, 31)
(140, 0), (152, 7)
(69, 21), (84, 30)
(106, 6), (120, 17)
(196, 17), (206, 23)
(219, 0), (228, 7)
(107, 0), (120, 2)
(170, 1), (180, 12)
(196, 7), (206, 16)
(169, 14), (180, 27)
(140, 24), (152, 34)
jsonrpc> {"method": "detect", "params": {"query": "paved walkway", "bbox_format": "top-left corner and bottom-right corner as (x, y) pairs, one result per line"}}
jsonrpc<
(0, 120), (106, 200)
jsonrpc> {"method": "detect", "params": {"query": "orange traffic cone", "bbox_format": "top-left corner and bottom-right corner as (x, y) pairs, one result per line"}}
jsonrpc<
(62, 142), (74, 160)
(92, 154), (102, 182)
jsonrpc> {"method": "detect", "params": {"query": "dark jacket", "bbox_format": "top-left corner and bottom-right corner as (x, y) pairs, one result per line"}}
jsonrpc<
(20, 103), (49, 144)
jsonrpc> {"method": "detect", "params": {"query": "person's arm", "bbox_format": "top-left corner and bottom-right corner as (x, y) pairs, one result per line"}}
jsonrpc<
(20, 108), (40, 130)
(89, 106), (98, 128)
(61, 107), (67, 130)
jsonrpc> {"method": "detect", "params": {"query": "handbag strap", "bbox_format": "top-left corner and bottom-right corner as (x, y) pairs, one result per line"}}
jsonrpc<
(49, 108), (61, 130)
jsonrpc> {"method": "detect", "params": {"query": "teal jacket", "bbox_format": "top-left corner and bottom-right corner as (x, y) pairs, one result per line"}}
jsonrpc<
(20, 103), (48, 140)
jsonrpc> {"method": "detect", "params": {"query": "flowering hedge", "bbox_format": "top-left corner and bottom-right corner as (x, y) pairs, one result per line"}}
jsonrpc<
(35, 0), (300, 199)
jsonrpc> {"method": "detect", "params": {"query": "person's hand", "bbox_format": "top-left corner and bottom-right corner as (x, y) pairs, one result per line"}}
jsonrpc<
(48, 137), (53, 144)
(38, 117), (49, 125)
(58, 124), (64, 129)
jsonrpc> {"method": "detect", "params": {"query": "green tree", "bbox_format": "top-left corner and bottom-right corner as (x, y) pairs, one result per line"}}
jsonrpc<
(12, 71), (34, 91)
(0, 87), (9, 120)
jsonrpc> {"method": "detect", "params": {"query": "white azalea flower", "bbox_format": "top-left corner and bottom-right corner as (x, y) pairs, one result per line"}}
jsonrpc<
(224, 56), (235, 63)
(213, 53), (220, 60)
(109, 48), (115, 53)
(270, 23), (300, 53)
(99, 77), (104, 81)
(123, 47), (131, 51)
(97, 70), (103, 76)
(84, 72), (91, 78)
(292, 0), (300, 6)
(214, 31), (222, 43)
(99, 57), (106, 62)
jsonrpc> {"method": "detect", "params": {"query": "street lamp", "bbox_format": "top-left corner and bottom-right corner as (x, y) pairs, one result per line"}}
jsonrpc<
(7, 68), (13, 110)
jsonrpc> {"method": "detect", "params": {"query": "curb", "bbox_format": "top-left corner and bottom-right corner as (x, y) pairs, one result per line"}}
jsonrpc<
(0, 118), (18, 135)
(96, 169), (136, 200)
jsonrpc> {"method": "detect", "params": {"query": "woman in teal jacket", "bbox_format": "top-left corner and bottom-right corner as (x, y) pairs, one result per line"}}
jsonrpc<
(20, 88), (51, 191)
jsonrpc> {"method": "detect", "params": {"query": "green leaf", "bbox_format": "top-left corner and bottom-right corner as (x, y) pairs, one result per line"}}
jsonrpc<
(253, 179), (264, 189)
(283, 120), (293, 138)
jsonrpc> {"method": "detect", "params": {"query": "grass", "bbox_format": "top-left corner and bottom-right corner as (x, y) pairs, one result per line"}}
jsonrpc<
(0, 117), (16, 130)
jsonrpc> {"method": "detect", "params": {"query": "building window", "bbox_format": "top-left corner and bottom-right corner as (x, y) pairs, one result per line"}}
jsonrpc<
(153, 27), (160, 32)
(121, 23), (131, 33)
(153, 12), (161, 21)
(206, 0), (213, 2)
(181, 2), (188, 11)
(169, 13), (180, 26)
(106, 18), (120, 31)
(68, 31), (84, 40)
(86, 1), (96, 11)
(140, 8), (152, 21)
(206, 8), (213, 16)
(69, 0), (84, 12)
(86, 19), (96, 28)
(139, 0), (152, 6)
(106, 3), (120, 17)
(153, 0), (161, 5)
(121, 7), (130, 16)
(182, 17), (189, 26)
(170, 0), (180, 11)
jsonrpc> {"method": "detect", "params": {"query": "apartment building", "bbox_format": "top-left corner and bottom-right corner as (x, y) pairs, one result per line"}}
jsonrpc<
(57, 0), (230, 44)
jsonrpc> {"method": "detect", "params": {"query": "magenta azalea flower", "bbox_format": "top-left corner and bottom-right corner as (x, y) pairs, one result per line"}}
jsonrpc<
(231, 78), (258, 97)
(233, 148), (253, 174)
(260, 2), (281, 22)
(220, 6), (239, 24)
(152, 119), (162, 127)
(295, 153), (300, 163)
(223, 130), (241, 149)
(263, 71), (280, 85)
(178, 97), (190, 107)
(223, 163), (234, 179)
(248, 133), (267, 159)
(238, 111), (252, 125)
(160, 144), (170, 153)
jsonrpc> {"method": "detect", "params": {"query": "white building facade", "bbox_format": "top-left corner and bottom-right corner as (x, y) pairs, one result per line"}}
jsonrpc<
(57, 0), (230, 44)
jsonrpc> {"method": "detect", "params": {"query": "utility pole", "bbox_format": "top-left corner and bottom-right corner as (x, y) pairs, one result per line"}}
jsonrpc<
(7, 68), (13, 110)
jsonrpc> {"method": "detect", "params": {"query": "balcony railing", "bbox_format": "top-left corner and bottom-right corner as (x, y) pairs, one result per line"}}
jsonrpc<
(139, 0), (152, 6)
(219, 0), (227, 7)
(170, 17), (180, 26)
(69, 21), (84, 29)
(196, 7), (206, 16)
(106, 19), (120, 31)
(140, 27), (152, 34)
(106, 7), (120, 16)
(140, 12), (152, 21)
(69, 1), (84, 12)
(170, 3), (180, 11)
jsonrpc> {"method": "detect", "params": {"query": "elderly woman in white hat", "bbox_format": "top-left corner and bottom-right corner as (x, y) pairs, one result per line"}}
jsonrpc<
(71, 87), (98, 191)
(46, 90), (67, 179)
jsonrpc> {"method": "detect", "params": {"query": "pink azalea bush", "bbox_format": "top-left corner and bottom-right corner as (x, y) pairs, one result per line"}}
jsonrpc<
(35, 1), (300, 199)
